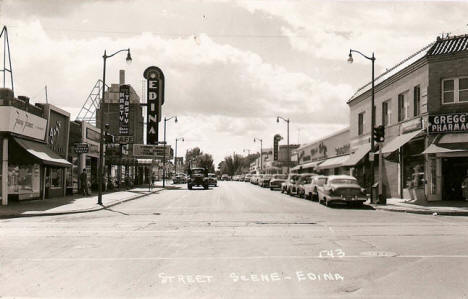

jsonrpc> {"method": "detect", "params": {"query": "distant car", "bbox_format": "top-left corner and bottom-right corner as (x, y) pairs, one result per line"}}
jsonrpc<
(244, 174), (252, 182)
(259, 174), (272, 188)
(173, 173), (187, 184)
(269, 174), (287, 190)
(303, 175), (328, 201)
(289, 173), (315, 196)
(281, 174), (299, 194)
(317, 175), (367, 207)
(187, 167), (209, 190)
(221, 174), (230, 181)
(207, 173), (218, 187)
(296, 174), (317, 198)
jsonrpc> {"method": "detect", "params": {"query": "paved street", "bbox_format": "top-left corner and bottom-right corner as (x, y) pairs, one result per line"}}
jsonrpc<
(1, 182), (467, 298)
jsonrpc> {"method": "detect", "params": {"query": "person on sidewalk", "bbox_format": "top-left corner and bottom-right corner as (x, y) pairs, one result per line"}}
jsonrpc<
(462, 170), (468, 201)
(80, 169), (89, 196)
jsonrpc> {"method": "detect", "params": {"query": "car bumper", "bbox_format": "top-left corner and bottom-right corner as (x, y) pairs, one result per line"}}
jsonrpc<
(326, 195), (367, 203)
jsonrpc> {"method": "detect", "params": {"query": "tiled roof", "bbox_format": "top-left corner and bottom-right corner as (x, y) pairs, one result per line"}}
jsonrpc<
(348, 34), (468, 103)
(428, 35), (468, 55)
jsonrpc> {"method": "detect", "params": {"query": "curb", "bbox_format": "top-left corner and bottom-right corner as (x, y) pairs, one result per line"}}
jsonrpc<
(0, 189), (162, 219)
(372, 205), (468, 216)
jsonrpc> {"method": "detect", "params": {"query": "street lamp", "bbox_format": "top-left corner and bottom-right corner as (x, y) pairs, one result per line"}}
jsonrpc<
(253, 137), (263, 173)
(276, 116), (290, 174)
(175, 137), (184, 175)
(98, 48), (132, 205)
(163, 116), (177, 187)
(348, 49), (376, 203)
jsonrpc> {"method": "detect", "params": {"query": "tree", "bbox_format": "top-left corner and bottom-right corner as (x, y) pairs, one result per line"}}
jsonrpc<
(185, 147), (215, 173)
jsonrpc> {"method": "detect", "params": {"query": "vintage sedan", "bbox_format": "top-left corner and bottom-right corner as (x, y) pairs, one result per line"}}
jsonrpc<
(259, 174), (272, 188)
(281, 174), (299, 194)
(296, 174), (317, 198)
(207, 173), (218, 187)
(303, 175), (328, 201)
(317, 175), (368, 207)
(269, 174), (287, 190)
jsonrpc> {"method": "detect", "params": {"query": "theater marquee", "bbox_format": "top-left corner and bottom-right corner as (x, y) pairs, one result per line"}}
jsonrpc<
(428, 113), (468, 133)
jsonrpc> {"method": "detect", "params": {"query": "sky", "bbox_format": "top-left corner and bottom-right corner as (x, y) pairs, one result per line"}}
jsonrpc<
(1, 0), (468, 165)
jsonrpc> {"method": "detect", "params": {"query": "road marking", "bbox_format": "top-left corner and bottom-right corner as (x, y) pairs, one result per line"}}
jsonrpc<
(4, 255), (468, 262)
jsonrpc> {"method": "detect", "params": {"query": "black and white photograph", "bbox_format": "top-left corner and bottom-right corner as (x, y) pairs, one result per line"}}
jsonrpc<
(1, 0), (468, 298)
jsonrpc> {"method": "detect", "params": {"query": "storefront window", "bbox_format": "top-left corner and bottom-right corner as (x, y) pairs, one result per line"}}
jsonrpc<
(50, 168), (63, 188)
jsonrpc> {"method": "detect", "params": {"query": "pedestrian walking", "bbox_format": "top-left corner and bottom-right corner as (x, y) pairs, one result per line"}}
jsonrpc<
(462, 170), (468, 201)
(80, 168), (89, 196)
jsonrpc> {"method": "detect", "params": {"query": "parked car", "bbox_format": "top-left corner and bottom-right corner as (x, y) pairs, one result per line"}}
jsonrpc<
(296, 174), (317, 198)
(281, 174), (300, 194)
(259, 174), (272, 188)
(303, 175), (328, 201)
(173, 173), (187, 184)
(317, 175), (368, 207)
(269, 174), (287, 190)
(207, 173), (218, 187)
(289, 173), (314, 196)
(221, 174), (230, 181)
(244, 174), (252, 182)
(187, 167), (209, 190)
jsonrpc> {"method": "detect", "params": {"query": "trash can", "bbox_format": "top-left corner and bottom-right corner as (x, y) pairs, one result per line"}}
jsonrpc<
(371, 182), (387, 204)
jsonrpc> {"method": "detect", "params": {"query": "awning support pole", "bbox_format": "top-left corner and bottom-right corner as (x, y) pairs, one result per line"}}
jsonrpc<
(2, 137), (8, 206)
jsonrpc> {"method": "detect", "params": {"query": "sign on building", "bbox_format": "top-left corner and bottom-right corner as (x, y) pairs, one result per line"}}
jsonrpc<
(143, 66), (165, 144)
(114, 135), (134, 144)
(73, 143), (89, 154)
(0, 106), (47, 141)
(428, 113), (468, 133)
(119, 84), (130, 135)
(273, 134), (282, 161)
(133, 144), (172, 159)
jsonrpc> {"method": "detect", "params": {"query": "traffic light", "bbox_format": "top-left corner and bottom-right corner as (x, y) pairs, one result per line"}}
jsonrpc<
(373, 125), (385, 143)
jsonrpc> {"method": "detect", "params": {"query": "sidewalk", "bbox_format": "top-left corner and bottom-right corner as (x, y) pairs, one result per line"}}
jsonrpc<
(0, 186), (165, 219)
(370, 197), (468, 216)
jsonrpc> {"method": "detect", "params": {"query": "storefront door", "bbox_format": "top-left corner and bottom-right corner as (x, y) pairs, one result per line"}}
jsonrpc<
(442, 157), (468, 201)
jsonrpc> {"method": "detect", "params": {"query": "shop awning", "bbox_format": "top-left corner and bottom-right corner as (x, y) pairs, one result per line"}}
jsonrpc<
(294, 160), (322, 171)
(381, 130), (423, 154)
(14, 137), (71, 167)
(317, 155), (350, 170)
(422, 144), (467, 154)
(423, 133), (468, 154)
(343, 143), (371, 166)
(438, 133), (468, 150)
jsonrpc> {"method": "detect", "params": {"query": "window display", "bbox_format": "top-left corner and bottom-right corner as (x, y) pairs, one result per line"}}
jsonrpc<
(50, 168), (64, 188)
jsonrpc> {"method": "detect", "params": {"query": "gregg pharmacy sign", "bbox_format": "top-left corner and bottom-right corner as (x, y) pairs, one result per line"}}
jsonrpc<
(428, 113), (468, 133)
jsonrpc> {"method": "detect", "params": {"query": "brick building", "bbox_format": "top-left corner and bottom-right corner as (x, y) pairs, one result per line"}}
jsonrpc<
(348, 34), (468, 201)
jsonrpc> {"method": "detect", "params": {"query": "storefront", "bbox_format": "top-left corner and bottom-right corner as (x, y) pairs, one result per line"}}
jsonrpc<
(68, 121), (101, 193)
(424, 113), (468, 201)
(294, 128), (351, 175)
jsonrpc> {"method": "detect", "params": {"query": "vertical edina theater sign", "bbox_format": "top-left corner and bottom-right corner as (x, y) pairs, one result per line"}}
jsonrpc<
(143, 66), (165, 144)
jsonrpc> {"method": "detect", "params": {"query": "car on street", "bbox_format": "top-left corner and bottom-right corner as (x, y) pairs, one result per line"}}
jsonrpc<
(296, 174), (317, 198)
(289, 173), (314, 196)
(244, 174), (252, 182)
(187, 167), (209, 190)
(269, 174), (287, 190)
(317, 175), (368, 207)
(207, 173), (218, 187)
(173, 173), (187, 184)
(281, 174), (300, 194)
(259, 174), (272, 188)
(303, 175), (328, 201)
(221, 174), (230, 181)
